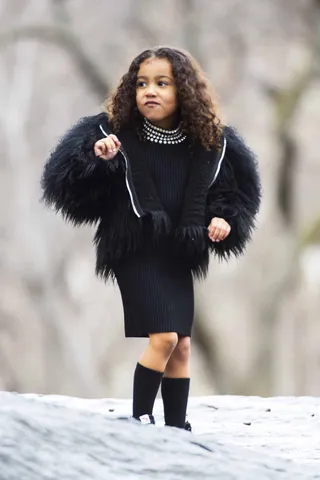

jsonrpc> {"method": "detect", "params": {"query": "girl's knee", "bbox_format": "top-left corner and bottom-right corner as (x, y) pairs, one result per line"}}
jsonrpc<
(172, 336), (191, 363)
(149, 332), (178, 356)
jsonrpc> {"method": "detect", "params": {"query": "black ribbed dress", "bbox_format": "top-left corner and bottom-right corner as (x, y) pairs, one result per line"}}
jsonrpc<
(113, 139), (195, 338)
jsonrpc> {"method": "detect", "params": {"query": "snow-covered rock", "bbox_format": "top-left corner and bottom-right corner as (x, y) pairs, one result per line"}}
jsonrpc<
(0, 393), (319, 479)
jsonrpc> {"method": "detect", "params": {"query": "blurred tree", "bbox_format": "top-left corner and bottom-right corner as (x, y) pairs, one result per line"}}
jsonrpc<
(0, 0), (109, 99)
(0, 0), (319, 397)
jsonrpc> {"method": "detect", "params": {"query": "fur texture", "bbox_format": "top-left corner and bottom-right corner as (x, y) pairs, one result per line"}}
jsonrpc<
(41, 114), (261, 281)
(41, 113), (124, 226)
(205, 126), (262, 260)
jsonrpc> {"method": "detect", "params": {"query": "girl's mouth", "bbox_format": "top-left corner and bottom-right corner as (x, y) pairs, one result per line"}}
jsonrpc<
(145, 102), (160, 107)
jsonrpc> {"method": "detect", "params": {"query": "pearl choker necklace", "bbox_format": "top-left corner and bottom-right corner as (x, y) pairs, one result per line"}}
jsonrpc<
(142, 118), (186, 144)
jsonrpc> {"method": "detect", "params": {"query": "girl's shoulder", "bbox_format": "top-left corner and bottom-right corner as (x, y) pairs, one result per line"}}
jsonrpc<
(74, 111), (110, 131)
(222, 125), (250, 152)
(221, 124), (258, 170)
(60, 112), (111, 141)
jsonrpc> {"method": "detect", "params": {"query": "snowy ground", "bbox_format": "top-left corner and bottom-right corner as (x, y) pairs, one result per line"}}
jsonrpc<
(0, 392), (319, 479)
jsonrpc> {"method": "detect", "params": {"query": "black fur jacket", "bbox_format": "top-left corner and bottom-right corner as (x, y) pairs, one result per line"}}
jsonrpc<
(41, 113), (261, 280)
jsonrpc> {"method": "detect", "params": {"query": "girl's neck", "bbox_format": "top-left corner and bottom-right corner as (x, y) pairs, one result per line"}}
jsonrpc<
(147, 114), (179, 131)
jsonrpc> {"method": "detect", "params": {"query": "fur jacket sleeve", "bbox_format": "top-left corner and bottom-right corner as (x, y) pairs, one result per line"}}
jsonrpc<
(40, 113), (124, 225)
(206, 126), (262, 259)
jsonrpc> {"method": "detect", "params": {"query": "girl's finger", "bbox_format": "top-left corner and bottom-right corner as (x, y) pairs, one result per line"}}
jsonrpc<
(207, 219), (218, 241)
(95, 142), (106, 156)
(208, 218), (231, 242)
(109, 134), (120, 143)
(109, 135), (121, 150)
(218, 224), (231, 241)
(209, 225), (220, 241)
(207, 225), (214, 236)
(214, 219), (226, 240)
(224, 225), (232, 239)
(106, 138), (116, 152)
(213, 227), (223, 242)
(208, 218), (218, 232)
(218, 229), (227, 241)
(216, 221), (226, 239)
(224, 223), (231, 237)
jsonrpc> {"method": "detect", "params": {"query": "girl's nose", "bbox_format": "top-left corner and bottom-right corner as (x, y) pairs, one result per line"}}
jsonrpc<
(145, 85), (157, 96)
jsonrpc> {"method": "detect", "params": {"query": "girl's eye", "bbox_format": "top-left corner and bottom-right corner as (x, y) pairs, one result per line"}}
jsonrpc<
(136, 80), (169, 88)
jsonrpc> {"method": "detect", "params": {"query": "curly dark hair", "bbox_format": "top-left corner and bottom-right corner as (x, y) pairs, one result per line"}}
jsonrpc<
(104, 47), (223, 150)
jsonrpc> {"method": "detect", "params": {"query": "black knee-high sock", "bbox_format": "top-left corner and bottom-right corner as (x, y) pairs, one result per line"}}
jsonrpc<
(132, 363), (163, 419)
(161, 377), (190, 428)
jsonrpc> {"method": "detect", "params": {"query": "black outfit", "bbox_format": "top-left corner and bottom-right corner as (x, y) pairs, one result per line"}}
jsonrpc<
(115, 248), (194, 337)
(161, 377), (190, 428)
(41, 112), (261, 426)
(133, 363), (163, 420)
(41, 113), (261, 337)
(41, 112), (261, 284)
(114, 140), (194, 337)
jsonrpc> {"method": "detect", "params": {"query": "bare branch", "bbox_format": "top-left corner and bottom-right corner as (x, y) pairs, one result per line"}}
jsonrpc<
(0, 25), (110, 100)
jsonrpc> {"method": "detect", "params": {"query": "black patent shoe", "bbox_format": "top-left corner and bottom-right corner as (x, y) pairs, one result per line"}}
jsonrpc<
(184, 421), (192, 432)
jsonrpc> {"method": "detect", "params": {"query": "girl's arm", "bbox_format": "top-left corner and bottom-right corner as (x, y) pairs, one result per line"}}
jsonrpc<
(206, 126), (262, 259)
(41, 113), (124, 225)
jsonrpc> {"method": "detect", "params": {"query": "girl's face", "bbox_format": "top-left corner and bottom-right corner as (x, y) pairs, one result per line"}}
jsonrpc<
(136, 57), (178, 130)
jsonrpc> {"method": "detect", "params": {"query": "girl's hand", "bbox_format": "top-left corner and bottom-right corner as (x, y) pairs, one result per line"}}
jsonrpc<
(208, 217), (231, 242)
(94, 134), (121, 161)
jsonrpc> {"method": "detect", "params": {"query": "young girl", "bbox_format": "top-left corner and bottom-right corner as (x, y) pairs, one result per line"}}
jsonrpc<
(41, 47), (261, 430)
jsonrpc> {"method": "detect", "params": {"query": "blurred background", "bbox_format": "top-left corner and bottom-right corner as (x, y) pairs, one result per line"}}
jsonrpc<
(0, 0), (319, 399)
